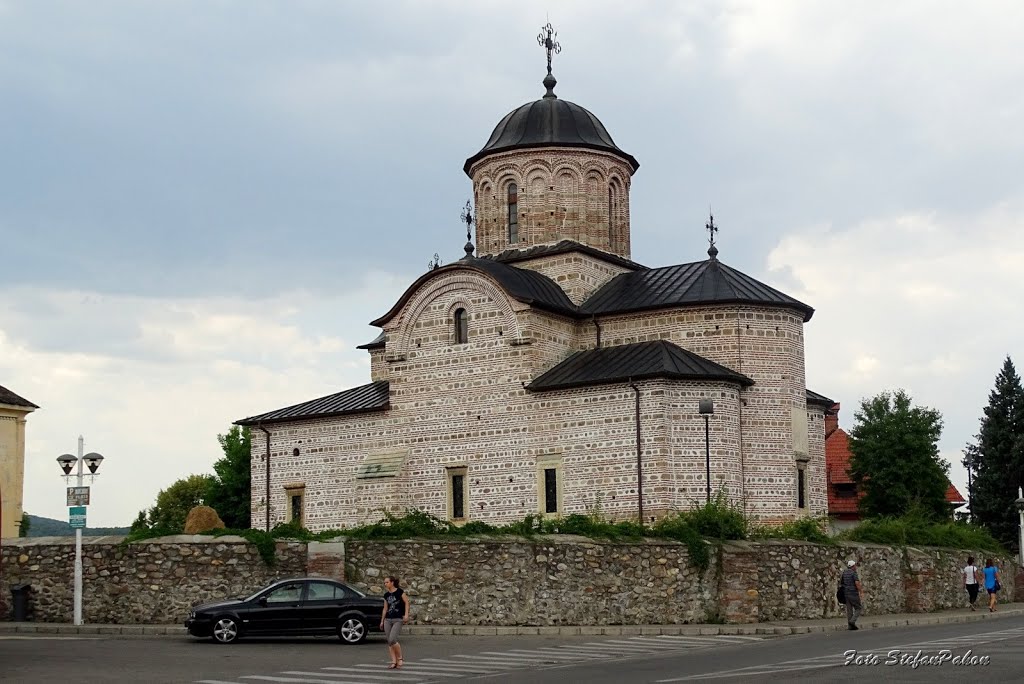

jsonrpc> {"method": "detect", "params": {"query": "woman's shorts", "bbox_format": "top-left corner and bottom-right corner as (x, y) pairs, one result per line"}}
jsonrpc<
(383, 618), (403, 645)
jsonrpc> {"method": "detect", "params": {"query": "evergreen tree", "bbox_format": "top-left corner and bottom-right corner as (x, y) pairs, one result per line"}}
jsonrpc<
(205, 426), (252, 529)
(848, 389), (950, 520)
(969, 356), (1024, 549)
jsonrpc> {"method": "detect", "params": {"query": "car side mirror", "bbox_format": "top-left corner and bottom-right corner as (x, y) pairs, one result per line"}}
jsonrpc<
(258, 597), (268, 606)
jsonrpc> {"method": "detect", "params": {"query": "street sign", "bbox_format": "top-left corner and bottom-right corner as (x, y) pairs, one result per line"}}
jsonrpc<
(69, 506), (87, 529)
(66, 486), (90, 506)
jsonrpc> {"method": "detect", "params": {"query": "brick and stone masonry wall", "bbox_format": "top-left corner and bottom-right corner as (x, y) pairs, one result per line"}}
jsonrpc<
(0, 536), (1015, 626)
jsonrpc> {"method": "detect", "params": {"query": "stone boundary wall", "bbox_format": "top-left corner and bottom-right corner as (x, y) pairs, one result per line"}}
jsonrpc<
(0, 536), (306, 623)
(0, 536), (1016, 625)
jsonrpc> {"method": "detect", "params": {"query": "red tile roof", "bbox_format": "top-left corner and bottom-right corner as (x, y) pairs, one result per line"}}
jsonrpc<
(825, 427), (965, 517)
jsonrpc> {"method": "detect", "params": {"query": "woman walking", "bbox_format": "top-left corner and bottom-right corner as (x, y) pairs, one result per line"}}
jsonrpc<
(380, 576), (411, 669)
(963, 556), (980, 611)
(983, 558), (1001, 613)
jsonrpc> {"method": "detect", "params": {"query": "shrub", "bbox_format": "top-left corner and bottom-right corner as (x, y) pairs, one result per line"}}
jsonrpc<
(679, 493), (748, 540)
(753, 516), (833, 544)
(839, 516), (1005, 552)
(650, 515), (710, 571)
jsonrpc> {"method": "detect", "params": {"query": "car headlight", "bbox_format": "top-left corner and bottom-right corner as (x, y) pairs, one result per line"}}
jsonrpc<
(189, 610), (196, 619)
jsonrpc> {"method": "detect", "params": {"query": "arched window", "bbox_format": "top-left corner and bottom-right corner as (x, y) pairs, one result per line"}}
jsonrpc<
(608, 185), (616, 246)
(454, 308), (468, 344)
(507, 183), (519, 243)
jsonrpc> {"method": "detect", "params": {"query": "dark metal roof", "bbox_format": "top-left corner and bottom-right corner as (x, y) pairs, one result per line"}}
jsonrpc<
(527, 340), (754, 392)
(806, 389), (836, 408)
(463, 77), (638, 175)
(371, 258), (578, 327)
(0, 384), (38, 409)
(483, 240), (647, 272)
(236, 381), (390, 426)
(581, 256), (815, 321)
(356, 332), (386, 350)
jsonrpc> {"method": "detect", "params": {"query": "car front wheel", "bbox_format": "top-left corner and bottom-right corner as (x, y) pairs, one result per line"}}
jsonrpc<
(337, 615), (367, 644)
(212, 616), (240, 644)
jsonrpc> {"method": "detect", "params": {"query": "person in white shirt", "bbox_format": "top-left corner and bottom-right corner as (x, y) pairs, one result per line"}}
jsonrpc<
(963, 556), (980, 611)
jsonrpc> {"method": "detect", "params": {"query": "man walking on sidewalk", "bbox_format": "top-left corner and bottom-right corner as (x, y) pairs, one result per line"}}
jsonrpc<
(841, 559), (864, 630)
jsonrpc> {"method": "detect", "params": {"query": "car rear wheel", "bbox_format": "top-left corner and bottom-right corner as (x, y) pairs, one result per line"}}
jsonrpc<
(337, 615), (367, 644)
(212, 616), (240, 644)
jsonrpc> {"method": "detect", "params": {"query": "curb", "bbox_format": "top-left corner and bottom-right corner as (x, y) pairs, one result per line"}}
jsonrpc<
(2, 606), (1021, 638)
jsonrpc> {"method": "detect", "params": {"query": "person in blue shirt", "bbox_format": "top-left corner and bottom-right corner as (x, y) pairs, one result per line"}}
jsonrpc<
(983, 558), (1001, 613)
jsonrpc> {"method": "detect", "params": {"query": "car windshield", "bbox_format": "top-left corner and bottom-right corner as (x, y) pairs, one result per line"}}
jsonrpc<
(243, 580), (286, 602)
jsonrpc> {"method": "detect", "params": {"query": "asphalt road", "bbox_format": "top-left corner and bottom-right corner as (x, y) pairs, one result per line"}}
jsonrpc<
(1, 615), (1021, 683)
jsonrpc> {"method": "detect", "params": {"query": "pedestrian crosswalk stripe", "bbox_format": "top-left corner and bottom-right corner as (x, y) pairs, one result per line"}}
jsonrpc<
(197, 632), (775, 683)
(498, 648), (606, 660)
(536, 645), (622, 654)
(282, 672), (417, 682)
(499, 648), (593, 661)
(384, 662), (512, 673)
(349, 663), (460, 677)
(240, 676), (355, 684)
(454, 653), (549, 664)
(321, 669), (420, 680)
(597, 639), (690, 650)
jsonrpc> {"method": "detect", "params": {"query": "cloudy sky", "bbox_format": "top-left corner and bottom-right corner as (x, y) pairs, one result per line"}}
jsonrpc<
(2, 1), (1021, 527)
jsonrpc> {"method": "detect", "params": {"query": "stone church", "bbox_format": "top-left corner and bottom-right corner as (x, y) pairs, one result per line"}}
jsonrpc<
(238, 43), (833, 531)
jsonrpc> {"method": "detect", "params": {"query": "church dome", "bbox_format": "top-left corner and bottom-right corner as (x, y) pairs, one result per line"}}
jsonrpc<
(463, 73), (639, 175)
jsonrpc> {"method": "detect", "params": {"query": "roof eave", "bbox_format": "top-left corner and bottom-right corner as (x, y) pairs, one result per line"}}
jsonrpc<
(235, 403), (391, 427)
(528, 371), (754, 393)
(584, 299), (815, 322)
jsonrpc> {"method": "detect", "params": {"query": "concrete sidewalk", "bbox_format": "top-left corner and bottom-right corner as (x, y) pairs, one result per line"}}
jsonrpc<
(2, 603), (1022, 638)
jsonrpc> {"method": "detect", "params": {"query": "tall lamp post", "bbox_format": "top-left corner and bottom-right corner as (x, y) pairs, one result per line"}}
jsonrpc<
(964, 452), (974, 522)
(1015, 487), (1024, 568)
(56, 437), (104, 626)
(699, 399), (714, 504)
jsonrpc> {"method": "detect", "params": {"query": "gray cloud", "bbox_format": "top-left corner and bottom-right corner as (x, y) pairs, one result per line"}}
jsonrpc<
(4, 1), (1022, 522)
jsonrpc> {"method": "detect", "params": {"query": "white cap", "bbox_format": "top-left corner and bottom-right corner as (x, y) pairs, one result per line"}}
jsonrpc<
(847, 560), (857, 567)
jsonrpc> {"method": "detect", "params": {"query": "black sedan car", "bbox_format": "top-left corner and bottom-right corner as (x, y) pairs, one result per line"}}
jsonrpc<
(185, 577), (384, 644)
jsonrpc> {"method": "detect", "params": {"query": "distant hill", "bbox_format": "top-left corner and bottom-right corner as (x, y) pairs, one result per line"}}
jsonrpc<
(22, 513), (130, 537)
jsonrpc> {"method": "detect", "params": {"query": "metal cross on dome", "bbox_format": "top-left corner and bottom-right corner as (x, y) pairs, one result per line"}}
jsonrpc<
(461, 199), (475, 257)
(706, 212), (718, 248)
(537, 22), (561, 75)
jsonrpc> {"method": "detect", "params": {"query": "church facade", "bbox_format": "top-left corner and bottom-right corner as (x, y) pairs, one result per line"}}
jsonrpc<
(238, 52), (832, 531)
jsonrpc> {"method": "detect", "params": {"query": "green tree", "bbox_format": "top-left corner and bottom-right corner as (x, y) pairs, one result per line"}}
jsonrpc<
(848, 389), (950, 521)
(968, 356), (1024, 549)
(205, 426), (251, 528)
(17, 512), (30, 537)
(142, 474), (216, 532)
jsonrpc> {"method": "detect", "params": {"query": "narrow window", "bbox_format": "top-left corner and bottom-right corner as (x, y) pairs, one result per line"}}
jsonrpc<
(544, 468), (558, 514)
(448, 467), (468, 521)
(797, 465), (807, 509)
(537, 455), (562, 515)
(608, 186), (614, 245)
(290, 494), (303, 523)
(285, 484), (305, 526)
(454, 308), (468, 344)
(507, 183), (518, 243)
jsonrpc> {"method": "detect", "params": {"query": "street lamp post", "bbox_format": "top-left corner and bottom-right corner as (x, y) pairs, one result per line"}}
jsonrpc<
(1015, 487), (1024, 568)
(56, 436), (104, 626)
(699, 399), (714, 505)
(964, 452), (974, 522)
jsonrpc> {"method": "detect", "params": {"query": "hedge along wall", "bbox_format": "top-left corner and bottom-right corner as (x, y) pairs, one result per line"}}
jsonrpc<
(0, 535), (1016, 625)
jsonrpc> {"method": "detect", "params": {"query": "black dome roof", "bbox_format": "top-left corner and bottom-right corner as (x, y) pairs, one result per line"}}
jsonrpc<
(463, 73), (639, 175)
